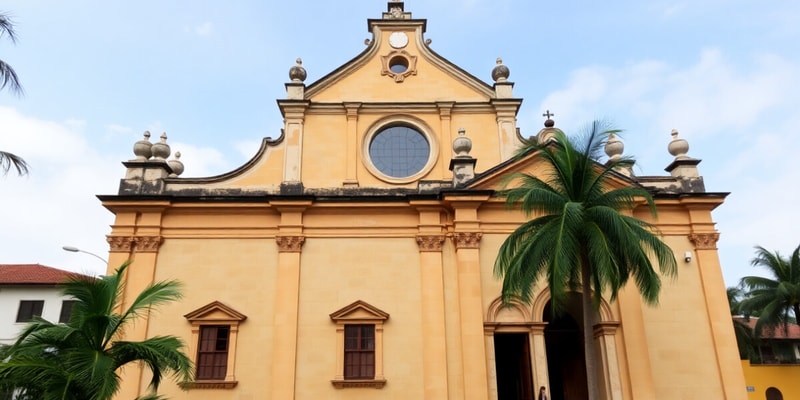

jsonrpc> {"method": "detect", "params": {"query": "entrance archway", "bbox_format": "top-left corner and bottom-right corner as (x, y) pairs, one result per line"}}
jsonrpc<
(494, 332), (534, 400)
(543, 299), (588, 400)
(531, 289), (623, 400)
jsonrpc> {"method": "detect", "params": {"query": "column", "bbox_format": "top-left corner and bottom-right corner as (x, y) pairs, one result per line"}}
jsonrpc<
(415, 203), (449, 399)
(594, 322), (623, 400)
(270, 202), (309, 400)
(343, 102), (361, 186)
(450, 197), (490, 400)
(530, 322), (550, 396)
(616, 284), (657, 399)
(491, 100), (521, 161)
(112, 208), (166, 400)
(454, 231), (489, 400)
(278, 102), (309, 183)
(690, 232), (747, 400)
(437, 102), (455, 177)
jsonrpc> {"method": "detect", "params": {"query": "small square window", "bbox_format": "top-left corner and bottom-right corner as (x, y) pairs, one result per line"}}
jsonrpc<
(59, 300), (77, 323)
(16, 300), (44, 323)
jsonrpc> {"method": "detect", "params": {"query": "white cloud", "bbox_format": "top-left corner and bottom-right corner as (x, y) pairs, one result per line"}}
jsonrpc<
(193, 22), (213, 37)
(168, 141), (228, 177)
(0, 108), (238, 276)
(0, 107), (123, 277)
(536, 50), (800, 286)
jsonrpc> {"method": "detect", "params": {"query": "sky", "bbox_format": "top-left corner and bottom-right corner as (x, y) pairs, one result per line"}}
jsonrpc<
(0, 1), (798, 286)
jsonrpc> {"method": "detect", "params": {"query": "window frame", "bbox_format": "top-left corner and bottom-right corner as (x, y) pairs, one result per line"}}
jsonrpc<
(16, 300), (44, 323)
(196, 325), (231, 381)
(59, 300), (77, 324)
(344, 324), (376, 380)
(183, 301), (247, 390)
(330, 300), (389, 389)
(361, 116), (438, 185)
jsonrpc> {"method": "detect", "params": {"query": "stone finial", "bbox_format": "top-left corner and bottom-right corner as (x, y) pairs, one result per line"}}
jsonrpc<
(168, 151), (184, 177)
(664, 129), (703, 186)
(453, 128), (472, 158)
(667, 129), (689, 159)
(151, 132), (171, 161)
(289, 58), (307, 83)
(449, 128), (476, 186)
(132, 131), (153, 161)
(492, 58), (510, 83)
(604, 133), (624, 161)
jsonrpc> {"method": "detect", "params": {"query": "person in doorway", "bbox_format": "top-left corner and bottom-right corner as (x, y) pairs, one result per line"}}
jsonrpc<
(538, 386), (548, 400)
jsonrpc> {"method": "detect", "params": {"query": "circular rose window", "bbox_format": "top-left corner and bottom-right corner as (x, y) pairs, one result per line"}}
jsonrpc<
(368, 125), (431, 179)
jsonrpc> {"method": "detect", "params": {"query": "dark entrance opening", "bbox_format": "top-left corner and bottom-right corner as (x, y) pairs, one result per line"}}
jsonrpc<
(494, 333), (534, 400)
(544, 303), (589, 400)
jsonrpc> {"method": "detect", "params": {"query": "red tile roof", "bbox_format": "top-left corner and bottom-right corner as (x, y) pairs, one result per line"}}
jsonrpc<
(0, 264), (86, 285)
(734, 317), (800, 340)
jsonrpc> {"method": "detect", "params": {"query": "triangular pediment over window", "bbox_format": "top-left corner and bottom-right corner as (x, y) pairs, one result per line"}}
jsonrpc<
(329, 300), (389, 323)
(184, 301), (247, 323)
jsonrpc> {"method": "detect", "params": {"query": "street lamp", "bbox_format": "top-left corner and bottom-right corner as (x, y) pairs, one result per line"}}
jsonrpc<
(62, 245), (108, 264)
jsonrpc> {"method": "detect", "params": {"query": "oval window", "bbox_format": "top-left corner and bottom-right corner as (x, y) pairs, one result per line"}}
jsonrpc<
(368, 125), (430, 178)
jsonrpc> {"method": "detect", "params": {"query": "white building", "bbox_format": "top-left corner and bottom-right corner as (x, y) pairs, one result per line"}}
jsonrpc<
(0, 264), (85, 345)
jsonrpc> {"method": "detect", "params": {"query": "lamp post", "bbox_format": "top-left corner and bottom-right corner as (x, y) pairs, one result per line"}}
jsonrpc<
(62, 245), (108, 264)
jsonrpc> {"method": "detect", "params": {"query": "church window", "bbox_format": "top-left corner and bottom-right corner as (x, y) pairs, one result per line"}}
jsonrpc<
(344, 325), (376, 379)
(368, 125), (430, 178)
(183, 301), (247, 389)
(330, 300), (389, 389)
(196, 325), (230, 380)
(388, 56), (409, 74)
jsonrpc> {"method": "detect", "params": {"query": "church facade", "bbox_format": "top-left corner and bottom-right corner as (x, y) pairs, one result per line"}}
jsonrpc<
(102, 3), (746, 399)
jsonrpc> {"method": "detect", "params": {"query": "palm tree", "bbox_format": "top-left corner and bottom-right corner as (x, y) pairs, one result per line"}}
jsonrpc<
(727, 286), (756, 360)
(0, 264), (192, 400)
(740, 244), (800, 338)
(494, 122), (677, 400)
(0, 12), (28, 177)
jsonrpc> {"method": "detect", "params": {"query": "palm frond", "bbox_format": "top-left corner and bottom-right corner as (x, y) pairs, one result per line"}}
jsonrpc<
(0, 150), (29, 176)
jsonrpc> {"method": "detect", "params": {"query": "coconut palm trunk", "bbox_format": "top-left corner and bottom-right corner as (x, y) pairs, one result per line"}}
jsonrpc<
(581, 255), (600, 400)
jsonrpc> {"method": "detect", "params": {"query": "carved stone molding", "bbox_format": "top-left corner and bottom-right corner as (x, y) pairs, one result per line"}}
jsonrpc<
(107, 236), (135, 253)
(134, 236), (163, 253)
(276, 236), (305, 253)
(416, 235), (446, 252)
(453, 232), (482, 249)
(593, 321), (621, 338)
(181, 380), (238, 390)
(331, 379), (387, 389)
(688, 232), (720, 250)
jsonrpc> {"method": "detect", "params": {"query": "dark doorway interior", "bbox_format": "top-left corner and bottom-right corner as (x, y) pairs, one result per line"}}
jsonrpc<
(544, 304), (589, 400)
(494, 333), (534, 400)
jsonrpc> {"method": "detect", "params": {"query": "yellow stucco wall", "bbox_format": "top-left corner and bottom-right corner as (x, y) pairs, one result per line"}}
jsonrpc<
(741, 360), (800, 400)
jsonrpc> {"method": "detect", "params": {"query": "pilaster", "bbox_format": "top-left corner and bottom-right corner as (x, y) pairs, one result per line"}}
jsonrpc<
(594, 322), (623, 400)
(270, 201), (311, 400)
(689, 230), (747, 400)
(449, 196), (490, 400)
(277, 101), (310, 183)
(343, 102), (361, 186)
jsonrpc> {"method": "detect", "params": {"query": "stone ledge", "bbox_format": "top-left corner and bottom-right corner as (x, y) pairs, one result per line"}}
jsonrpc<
(331, 379), (387, 389)
(181, 380), (238, 390)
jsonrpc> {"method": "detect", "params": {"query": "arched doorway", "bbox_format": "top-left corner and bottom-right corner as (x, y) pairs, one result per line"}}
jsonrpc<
(543, 296), (588, 400)
(766, 387), (783, 400)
